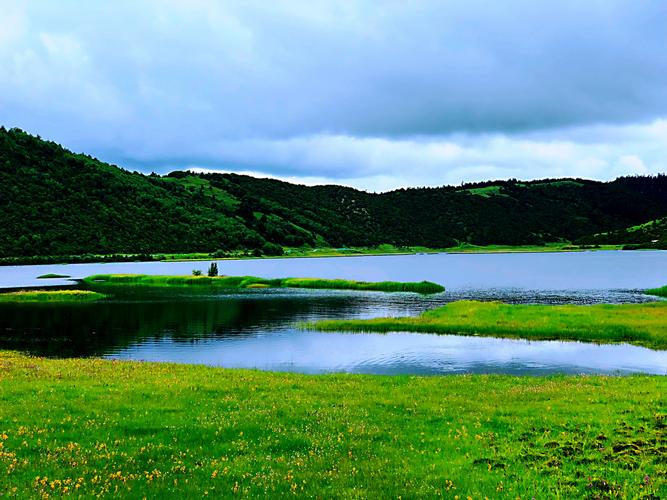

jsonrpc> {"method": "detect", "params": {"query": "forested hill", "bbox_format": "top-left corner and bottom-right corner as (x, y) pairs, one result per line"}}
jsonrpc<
(578, 217), (667, 249)
(2, 126), (667, 257)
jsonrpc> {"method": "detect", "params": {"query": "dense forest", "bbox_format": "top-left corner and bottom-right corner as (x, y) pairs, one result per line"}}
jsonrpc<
(2, 127), (667, 258)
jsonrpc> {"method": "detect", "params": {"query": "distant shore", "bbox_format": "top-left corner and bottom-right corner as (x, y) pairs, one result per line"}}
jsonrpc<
(0, 243), (633, 267)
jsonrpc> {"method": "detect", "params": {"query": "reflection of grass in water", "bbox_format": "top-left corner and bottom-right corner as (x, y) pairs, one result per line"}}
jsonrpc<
(82, 274), (445, 294)
(0, 298), (249, 358)
(647, 286), (667, 298)
(0, 350), (664, 497)
(308, 300), (667, 349)
(0, 290), (105, 302)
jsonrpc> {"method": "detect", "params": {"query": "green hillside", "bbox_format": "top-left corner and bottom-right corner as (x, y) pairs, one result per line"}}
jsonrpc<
(2, 126), (667, 258)
(577, 217), (667, 249)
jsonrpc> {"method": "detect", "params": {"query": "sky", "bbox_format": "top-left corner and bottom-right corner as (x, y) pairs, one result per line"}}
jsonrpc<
(1, 0), (666, 192)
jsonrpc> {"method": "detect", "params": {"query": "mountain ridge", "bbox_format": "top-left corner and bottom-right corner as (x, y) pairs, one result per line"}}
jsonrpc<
(2, 126), (667, 257)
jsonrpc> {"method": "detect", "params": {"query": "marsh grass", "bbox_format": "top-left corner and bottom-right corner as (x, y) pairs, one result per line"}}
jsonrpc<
(0, 351), (664, 498)
(0, 290), (105, 303)
(82, 274), (445, 294)
(281, 278), (445, 293)
(308, 300), (667, 349)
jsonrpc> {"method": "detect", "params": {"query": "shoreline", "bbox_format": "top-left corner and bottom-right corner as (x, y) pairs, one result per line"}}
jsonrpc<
(0, 243), (636, 267)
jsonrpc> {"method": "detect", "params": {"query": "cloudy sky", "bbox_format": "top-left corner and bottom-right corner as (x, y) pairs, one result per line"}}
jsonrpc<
(1, 0), (666, 191)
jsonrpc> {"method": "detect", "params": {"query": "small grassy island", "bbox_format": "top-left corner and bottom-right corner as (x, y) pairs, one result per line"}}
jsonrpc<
(0, 290), (106, 303)
(308, 300), (667, 350)
(36, 273), (71, 279)
(82, 274), (445, 294)
(0, 351), (665, 498)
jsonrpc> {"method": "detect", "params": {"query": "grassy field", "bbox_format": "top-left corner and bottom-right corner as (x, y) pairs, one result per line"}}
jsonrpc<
(0, 351), (664, 498)
(647, 286), (667, 298)
(308, 300), (667, 350)
(82, 274), (445, 294)
(0, 290), (105, 303)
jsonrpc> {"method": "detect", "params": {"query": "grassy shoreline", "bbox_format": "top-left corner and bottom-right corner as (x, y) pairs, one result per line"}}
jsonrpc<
(0, 243), (633, 267)
(0, 290), (106, 303)
(82, 274), (445, 294)
(0, 351), (664, 498)
(308, 300), (667, 350)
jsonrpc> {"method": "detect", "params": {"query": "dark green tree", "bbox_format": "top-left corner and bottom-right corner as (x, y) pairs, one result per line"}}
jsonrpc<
(207, 262), (218, 277)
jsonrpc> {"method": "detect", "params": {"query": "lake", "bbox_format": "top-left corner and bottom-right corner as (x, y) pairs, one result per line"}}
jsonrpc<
(1, 251), (665, 375)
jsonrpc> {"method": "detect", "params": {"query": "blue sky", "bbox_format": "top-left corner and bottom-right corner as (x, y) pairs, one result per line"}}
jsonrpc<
(1, 0), (666, 191)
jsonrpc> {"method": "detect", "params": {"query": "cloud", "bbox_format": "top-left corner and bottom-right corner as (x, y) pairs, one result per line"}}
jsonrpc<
(160, 120), (667, 192)
(0, 0), (666, 188)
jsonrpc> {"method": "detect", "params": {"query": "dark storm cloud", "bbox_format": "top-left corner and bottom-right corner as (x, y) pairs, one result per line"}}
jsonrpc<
(1, 0), (666, 188)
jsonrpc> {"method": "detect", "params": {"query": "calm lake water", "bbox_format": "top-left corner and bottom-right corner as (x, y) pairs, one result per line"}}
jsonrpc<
(1, 251), (666, 375)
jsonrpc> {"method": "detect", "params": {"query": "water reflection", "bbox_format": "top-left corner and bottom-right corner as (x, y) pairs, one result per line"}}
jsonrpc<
(0, 289), (664, 375)
(0, 291), (382, 357)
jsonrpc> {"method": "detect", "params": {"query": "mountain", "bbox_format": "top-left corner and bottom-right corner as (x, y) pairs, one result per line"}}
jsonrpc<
(2, 126), (667, 258)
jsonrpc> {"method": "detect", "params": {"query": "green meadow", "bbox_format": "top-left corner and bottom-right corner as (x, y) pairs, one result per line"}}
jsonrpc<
(0, 290), (105, 303)
(308, 299), (667, 350)
(82, 274), (445, 294)
(0, 351), (664, 498)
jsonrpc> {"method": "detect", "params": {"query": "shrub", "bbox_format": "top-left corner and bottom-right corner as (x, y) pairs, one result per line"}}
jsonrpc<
(262, 242), (284, 256)
(192, 269), (202, 276)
